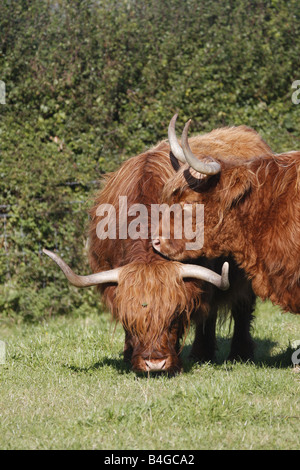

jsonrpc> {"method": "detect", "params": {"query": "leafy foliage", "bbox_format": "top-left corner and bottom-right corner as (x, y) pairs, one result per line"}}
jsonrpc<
(1, 0), (300, 319)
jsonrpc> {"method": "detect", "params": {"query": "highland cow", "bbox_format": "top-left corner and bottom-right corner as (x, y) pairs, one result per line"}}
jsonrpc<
(44, 121), (270, 372)
(153, 115), (300, 314)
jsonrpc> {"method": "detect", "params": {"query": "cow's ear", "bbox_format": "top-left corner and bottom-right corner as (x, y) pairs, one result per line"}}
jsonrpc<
(221, 165), (252, 211)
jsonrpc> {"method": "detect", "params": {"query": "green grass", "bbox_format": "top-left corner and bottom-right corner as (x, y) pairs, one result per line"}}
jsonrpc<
(0, 300), (299, 450)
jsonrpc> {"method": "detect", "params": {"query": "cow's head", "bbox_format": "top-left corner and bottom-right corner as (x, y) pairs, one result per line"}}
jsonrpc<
(152, 115), (254, 262)
(43, 249), (229, 374)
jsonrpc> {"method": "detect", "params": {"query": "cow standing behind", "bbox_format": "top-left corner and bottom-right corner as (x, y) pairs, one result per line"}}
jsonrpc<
(44, 122), (274, 373)
(154, 115), (300, 315)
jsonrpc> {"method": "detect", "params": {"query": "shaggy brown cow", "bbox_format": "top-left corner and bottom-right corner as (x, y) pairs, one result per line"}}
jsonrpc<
(153, 115), (300, 314)
(44, 122), (271, 373)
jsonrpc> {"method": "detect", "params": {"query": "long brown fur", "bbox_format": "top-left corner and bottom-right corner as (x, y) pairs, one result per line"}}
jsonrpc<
(187, 125), (273, 160)
(159, 137), (300, 313)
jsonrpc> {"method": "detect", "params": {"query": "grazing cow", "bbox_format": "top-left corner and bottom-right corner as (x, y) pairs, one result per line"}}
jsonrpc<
(44, 121), (271, 372)
(153, 115), (300, 314)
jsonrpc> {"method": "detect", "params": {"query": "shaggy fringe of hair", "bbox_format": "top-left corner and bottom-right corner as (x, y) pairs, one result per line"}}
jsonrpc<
(114, 260), (203, 345)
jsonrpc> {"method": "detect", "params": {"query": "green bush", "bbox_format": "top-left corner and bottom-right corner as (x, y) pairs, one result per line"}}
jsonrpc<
(1, 0), (300, 319)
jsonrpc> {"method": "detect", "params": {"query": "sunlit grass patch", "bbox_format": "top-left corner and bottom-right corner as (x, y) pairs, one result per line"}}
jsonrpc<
(0, 301), (299, 450)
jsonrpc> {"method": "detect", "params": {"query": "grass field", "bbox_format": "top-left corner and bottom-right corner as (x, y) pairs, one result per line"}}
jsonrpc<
(0, 300), (299, 450)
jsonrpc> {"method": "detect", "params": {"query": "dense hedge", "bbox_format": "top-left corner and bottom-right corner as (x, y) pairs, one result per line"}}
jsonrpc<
(1, 0), (300, 319)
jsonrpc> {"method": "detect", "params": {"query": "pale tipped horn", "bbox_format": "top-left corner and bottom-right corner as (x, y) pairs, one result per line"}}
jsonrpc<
(168, 114), (186, 163)
(179, 261), (229, 290)
(43, 248), (121, 287)
(181, 119), (221, 175)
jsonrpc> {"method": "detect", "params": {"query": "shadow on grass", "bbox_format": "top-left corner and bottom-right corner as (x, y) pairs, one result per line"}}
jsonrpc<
(64, 337), (295, 376)
(65, 357), (132, 375)
(181, 336), (295, 371)
(65, 358), (179, 378)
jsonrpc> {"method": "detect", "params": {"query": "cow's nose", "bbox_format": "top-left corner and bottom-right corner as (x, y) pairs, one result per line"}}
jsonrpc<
(152, 238), (161, 252)
(145, 359), (166, 372)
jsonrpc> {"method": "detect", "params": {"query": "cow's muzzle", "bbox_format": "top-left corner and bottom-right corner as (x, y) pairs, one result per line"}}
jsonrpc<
(145, 359), (167, 372)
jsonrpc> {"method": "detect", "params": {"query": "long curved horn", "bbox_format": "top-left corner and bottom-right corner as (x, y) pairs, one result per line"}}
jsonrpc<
(43, 248), (120, 287)
(168, 114), (186, 163)
(179, 261), (229, 290)
(181, 119), (221, 175)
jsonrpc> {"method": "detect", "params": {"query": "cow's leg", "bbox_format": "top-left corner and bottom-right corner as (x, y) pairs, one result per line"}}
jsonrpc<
(228, 289), (256, 362)
(190, 305), (218, 362)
